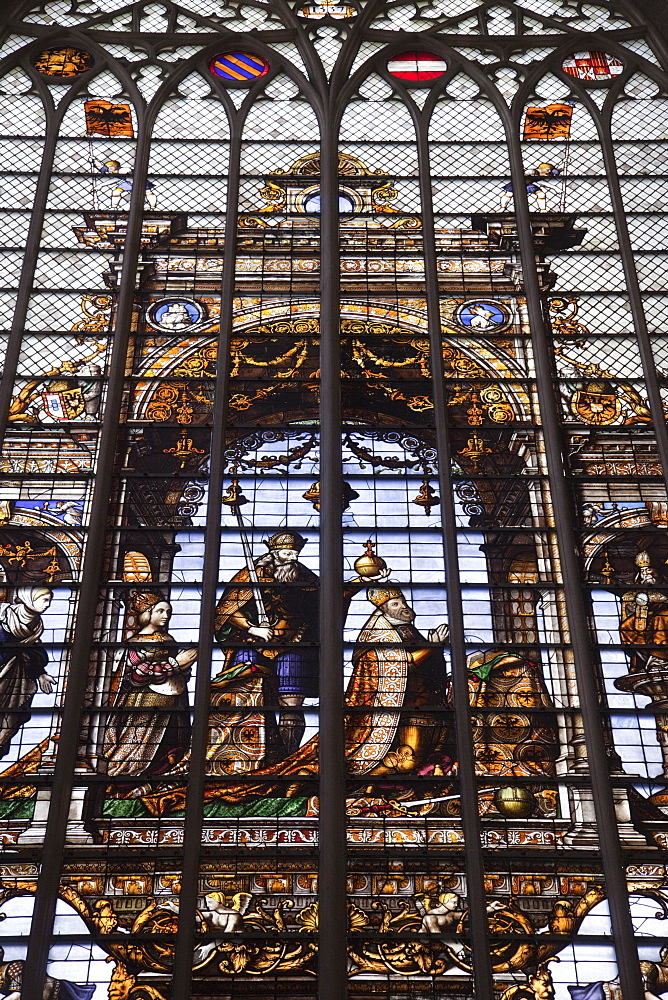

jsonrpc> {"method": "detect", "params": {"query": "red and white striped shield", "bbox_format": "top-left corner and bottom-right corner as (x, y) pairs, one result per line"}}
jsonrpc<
(387, 51), (447, 82)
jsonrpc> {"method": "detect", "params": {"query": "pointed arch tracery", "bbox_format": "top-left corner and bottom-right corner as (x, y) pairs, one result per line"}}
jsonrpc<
(1, 3), (668, 1000)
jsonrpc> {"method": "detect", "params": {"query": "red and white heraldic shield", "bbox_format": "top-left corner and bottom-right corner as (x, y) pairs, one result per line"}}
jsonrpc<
(387, 51), (447, 81)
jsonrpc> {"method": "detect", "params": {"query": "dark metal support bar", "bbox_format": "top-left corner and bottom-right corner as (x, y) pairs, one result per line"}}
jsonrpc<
(170, 119), (242, 1000)
(317, 106), (348, 1000)
(21, 118), (153, 997)
(504, 123), (644, 1000)
(416, 112), (494, 999)
(595, 100), (668, 499)
(0, 91), (57, 442)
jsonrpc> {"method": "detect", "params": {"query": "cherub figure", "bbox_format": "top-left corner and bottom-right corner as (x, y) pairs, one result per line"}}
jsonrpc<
(194, 892), (252, 965)
(415, 891), (468, 962)
(162, 892), (252, 967)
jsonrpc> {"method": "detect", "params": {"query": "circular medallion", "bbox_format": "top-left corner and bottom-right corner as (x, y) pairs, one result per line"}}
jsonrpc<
(455, 300), (510, 332)
(302, 188), (355, 214)
(147, 298), (205, 332)
(209, 52), (269, 82)
(561, 51), (623, 82)
(489, 712), (531, 743)
(33, 47), (93, 78)
(387, 51), (447, 83)
(513, 741), (557, 774)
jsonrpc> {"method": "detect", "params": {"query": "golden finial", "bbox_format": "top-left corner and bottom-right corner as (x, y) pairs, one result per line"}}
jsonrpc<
(412, 479), (440, 516)
(222, 479), (248, 510)
(302, 480), (359, 512)
(600, 551), (615, 586)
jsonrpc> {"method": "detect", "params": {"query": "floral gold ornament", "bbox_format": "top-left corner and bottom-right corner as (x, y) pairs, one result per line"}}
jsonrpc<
(0, 876), (614, 982)
(0, 541), (62, 582)
(601, 551), (615, 586)
(350, 337), (431, 377)
(230, 336), (309, 377)
(221, 478), (249, 512)
(258, 180), (287, 210)
(466, 390), (484, 424)
(447, 383), (514, 425)
(146, 378), (214, 424)
(72, 293), (112, 337)
(481, 385), (512, 417)
(548, 296), (590, 346)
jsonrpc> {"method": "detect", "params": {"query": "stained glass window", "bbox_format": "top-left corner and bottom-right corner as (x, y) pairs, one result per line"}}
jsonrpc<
(1, 2), (668, 999)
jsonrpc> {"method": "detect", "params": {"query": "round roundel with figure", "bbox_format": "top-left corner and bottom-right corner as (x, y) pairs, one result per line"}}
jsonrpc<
(33, 47), (93, 77)
(387, 51), (447, 82)
(455, 300), (510, 333)
(209, 52), (269, 82)
(147, 298), (205, 332)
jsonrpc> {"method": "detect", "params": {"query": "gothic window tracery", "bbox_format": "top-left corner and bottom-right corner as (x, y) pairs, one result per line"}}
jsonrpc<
(0, 1), (668, 999)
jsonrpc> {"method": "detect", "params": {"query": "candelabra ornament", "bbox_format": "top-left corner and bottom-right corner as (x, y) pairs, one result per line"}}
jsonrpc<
(458, 433), (492, 471)
(412, 478), (440, 516)
(600, 550), (615, 586)
(0, 540), (63, 582)
(302, 479), (360, 512)
(162, 427), (206, 469)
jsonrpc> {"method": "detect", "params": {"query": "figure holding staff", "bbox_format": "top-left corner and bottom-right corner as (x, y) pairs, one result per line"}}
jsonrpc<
(214, 481), (320, 757)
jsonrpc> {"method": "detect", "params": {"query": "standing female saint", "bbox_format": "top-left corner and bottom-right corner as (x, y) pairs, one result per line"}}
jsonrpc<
(0, 586), (56, 759)
(104, 592), (196, 779)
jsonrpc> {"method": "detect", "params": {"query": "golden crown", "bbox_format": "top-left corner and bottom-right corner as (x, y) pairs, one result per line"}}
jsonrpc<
(131, 591), (165, 614)
(265, 531), (307, 552)
(367, 586), (404, 607)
